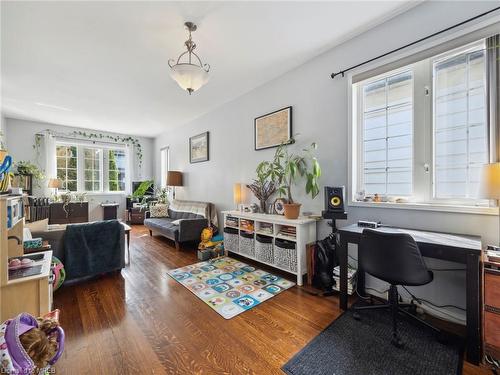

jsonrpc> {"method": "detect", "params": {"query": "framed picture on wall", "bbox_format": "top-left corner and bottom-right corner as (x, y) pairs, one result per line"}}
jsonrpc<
(254, 106), (292, 150)
(189, 131), (209, 163)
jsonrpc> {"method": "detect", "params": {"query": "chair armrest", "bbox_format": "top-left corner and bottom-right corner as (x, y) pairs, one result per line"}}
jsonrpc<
(178, 218), (208, 242)
(31, 229), (66, 260)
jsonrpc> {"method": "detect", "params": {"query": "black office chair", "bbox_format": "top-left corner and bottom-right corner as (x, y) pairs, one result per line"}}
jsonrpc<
(353, 229), (440, 347)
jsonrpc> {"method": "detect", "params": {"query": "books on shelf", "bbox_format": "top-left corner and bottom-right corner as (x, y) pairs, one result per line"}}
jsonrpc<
(240, 219), (254, 232)
(278, 225), (296, 238)
(225, 216), (239, 228)
(258, 222), (273, 235)
(332, 265), (357, 295)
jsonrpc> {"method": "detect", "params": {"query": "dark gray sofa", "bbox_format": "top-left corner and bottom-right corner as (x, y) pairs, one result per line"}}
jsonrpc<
(144, 200), (212, 250)
(31, 220), (125, 283)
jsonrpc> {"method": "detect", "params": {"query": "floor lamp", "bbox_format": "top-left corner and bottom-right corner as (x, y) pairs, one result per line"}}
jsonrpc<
(479, 162), (500, 250)
(167, 171), (183, 200)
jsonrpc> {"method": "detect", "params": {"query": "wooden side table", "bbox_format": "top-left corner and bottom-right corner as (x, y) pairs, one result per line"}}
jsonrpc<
(128, 207), (146, 224)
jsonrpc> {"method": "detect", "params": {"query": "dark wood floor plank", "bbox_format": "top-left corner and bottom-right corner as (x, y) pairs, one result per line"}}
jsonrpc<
(52, 225), (488, 375)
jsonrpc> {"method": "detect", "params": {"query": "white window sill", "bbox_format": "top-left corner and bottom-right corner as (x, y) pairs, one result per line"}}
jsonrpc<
(64, 191), (127, 196)
(348, 200), (498, 216)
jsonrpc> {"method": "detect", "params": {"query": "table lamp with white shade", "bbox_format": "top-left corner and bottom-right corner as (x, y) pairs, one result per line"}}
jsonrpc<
(233, 183), (242, 210)
(48, 178), (62, 198)
(479, 162), (500, 249)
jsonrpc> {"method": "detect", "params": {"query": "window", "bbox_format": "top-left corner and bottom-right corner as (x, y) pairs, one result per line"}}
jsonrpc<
(108, 149), (126, 192)
(84, 148), (101, 192)
(160, 147), (170, 189)
(433, 47), (487, 199)
(361, 70), (413, 196)
(56, 145), (77, 191)
(55, 142), (128, 193)
(352, 39), (493, 208)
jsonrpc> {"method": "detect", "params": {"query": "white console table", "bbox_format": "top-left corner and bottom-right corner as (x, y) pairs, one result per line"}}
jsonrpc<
(221, 210), (317, 285)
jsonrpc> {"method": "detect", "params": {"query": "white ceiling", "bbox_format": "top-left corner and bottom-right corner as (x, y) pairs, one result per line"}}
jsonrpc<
(1, 1), (417, 137)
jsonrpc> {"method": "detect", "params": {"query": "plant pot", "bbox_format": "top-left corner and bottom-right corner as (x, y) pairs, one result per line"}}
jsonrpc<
(283, 203), (301, 220)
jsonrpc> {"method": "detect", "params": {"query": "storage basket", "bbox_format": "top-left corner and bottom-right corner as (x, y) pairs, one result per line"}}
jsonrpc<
(255, 235), (273, 264)
(239, 231), (255, 257)
(274, 239), (297, 272)
(224, 227), (239, 254)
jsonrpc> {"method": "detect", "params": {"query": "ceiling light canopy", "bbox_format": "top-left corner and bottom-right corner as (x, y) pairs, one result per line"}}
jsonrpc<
(168, 22), (210, 95)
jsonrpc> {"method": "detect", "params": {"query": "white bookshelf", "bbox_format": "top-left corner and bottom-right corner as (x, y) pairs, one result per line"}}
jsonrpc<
(221, 210), (317, 285)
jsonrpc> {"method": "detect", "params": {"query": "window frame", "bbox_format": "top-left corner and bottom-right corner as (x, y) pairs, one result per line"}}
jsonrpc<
(356, 66), (415, 198)
(55, 141), (128, 194)
(160, 146), (170, 189)
(349, 38), (497, 215)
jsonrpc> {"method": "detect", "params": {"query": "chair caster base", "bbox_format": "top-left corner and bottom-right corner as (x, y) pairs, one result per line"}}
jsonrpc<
(353, 312), (361, 320)
(391, 336), (404, 348)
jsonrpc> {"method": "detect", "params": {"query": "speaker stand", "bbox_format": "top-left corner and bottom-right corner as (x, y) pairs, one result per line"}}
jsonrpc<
(322, 210), (348, 234)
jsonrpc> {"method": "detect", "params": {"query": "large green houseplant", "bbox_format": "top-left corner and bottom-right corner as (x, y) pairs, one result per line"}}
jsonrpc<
(257, 139), (321, 219)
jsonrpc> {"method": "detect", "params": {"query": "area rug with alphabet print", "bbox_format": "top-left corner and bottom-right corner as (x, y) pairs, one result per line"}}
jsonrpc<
(167, 257), (295, 319)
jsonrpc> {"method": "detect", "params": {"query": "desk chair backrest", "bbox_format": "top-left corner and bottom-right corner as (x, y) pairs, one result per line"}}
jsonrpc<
(360, 229), (433, 286)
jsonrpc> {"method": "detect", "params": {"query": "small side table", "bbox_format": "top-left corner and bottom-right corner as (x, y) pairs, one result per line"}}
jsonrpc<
(101, 202), (119, 220)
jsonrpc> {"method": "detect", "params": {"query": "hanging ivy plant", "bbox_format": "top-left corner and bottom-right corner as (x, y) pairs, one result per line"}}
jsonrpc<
(32, 129), (143, 168)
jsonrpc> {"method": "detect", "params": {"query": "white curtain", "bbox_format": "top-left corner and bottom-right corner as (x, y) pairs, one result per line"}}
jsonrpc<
(41, 131), (56, 196)
(125, 144), (135, 195)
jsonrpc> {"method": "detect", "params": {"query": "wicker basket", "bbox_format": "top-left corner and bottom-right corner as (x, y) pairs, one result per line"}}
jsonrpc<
(255, 235), (273, 264)
(274, 239), (297, 272)
(224, 227), (239, 254)
(239, 231), (255, 257)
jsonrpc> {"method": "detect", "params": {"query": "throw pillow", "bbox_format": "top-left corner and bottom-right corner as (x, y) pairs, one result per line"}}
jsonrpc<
(25, 218), (48, 232)
(150, 203), (169, 218)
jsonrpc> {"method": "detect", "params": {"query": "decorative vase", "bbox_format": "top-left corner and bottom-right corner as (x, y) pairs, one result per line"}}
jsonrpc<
(283, 203), (301, 219)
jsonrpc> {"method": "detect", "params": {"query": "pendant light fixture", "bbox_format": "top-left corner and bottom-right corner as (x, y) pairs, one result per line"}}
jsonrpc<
(168, 22), (210, 95)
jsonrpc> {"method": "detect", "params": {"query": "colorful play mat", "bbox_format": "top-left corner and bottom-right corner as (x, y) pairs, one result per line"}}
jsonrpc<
(167, 257), (295, 319)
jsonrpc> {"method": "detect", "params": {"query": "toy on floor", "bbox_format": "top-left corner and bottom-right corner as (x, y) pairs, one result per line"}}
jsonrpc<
(0, 310), (65, 375)
(198, 227), (223, 250)
(51, 256), (66, 291)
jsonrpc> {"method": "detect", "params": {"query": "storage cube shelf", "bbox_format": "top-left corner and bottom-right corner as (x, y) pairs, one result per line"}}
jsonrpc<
(221, 211), (317, 285)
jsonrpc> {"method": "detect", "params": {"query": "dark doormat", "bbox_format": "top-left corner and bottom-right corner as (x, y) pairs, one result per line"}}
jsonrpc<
(282, 308), (464, 375)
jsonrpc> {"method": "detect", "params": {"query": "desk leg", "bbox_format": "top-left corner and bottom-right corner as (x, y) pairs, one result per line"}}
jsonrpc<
(338, 236), (348, 310)
(466, 253), (481, 365)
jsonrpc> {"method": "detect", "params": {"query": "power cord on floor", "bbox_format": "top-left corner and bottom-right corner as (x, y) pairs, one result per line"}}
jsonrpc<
(401, 285), (465, 312)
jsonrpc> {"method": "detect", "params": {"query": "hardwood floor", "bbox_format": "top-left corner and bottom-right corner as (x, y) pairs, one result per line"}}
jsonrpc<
(53, 225), (488, 374)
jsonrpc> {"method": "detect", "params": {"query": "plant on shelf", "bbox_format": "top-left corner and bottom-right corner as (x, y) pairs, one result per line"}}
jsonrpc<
(260, 138), (321, 219)
(247, 164), (277, 213)
(14, 161), (45, 188)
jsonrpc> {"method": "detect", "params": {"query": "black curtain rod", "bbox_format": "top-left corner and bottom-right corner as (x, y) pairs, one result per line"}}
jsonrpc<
(330, 6), (500, 79)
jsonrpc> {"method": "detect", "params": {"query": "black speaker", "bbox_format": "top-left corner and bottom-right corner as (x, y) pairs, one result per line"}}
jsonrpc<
(324, 186), (345, 212)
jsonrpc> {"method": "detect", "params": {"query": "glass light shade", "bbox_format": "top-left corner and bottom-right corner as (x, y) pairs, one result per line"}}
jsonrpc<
(170, 64), (209, 93)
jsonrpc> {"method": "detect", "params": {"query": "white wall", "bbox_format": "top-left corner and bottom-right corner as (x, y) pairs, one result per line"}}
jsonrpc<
(5, 118), (154, 221)
(154, 1), (500, 323)
(0, 115), (6, 147)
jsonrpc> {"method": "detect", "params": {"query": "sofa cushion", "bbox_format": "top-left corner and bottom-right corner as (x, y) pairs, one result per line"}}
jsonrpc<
(144, 218), (179, 239)
(150, 203), (169, 218)
(168, 209), (203, 220)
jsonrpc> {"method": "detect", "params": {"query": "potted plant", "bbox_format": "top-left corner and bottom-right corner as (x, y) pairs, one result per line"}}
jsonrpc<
(263, 139), (321, 219)
(247, 164), (276, 213)
(14, 160), (45, 188)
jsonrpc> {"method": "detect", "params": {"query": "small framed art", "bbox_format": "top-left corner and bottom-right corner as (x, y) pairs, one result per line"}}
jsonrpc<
(189, 131), (209, 163)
